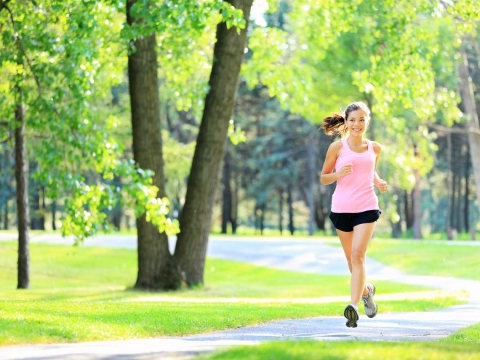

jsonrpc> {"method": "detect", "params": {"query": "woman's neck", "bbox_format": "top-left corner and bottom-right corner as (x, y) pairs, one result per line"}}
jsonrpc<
(347, 135), (365, 146)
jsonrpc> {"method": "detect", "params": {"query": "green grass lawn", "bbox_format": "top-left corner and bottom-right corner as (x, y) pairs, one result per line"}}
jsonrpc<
(195, 238), (480, 360)
(197, 322), (480, 359)
(0, 241), (463, 345)
(367, 239), (480, 280)
(197, 340), (480, 360)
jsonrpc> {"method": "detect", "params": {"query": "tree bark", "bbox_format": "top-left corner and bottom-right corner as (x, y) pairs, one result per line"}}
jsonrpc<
(221, 149), (232, 234)
(31, 185), (45, 230)
(450, 171), (457, 232)
(1, 204), (5, 230)
(51, 200), (57, 230)
(446, 132), (453, 240)
(412, 169), (422, 239)
(287, 183), (295, 235)
(174, 0), (253, 286)
(464, 142), (470, 233)
(390, 190), (402, 238)
(459, 49), (480, 222)
(127, 0), (180, 290)
(456, 154), (463, 233)
(232, 169), (238, 234)
(259, 203), (265, 235)
(306, 133), (316, 236)
(15, 81), (30, 289)
(404, 190), (413, 231)
(278, 188), (283, 234)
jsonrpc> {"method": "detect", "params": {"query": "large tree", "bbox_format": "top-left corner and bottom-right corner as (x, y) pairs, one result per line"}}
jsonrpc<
(126, 0), (181, 290)
(174, 0), (254, 286)
(0, 0), (178, 289)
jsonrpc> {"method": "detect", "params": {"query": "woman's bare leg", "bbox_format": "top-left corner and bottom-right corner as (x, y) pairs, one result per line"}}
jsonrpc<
(337, 229), (370, 300)
(349, 222), (376, 307)
(336, 229), (354, 273)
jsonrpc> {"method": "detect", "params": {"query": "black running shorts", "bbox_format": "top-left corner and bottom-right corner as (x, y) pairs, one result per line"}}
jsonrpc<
(329, 210), (381, 232)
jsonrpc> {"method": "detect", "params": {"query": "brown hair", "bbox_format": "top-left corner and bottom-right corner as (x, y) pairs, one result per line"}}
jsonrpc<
(320, 101), (371, 136)
(319, 113), (346, 136)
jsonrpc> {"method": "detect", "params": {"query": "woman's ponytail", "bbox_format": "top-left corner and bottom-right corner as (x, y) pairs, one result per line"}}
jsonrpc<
(320, 113), (346, 136)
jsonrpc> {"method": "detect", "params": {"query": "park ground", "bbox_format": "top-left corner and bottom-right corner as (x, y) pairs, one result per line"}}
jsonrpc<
(0, 232), (480, 359)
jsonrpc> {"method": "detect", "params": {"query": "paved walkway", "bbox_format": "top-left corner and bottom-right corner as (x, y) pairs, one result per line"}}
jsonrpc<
(1, 234), (480, 359)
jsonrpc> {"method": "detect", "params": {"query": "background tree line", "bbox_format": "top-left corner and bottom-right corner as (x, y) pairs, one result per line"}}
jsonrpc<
(1, 0), (479, 291)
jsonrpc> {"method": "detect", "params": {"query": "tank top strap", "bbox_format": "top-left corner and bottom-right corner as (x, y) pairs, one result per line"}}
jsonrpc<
(366, 139), (375, 153)
(340, 138), (351, 153)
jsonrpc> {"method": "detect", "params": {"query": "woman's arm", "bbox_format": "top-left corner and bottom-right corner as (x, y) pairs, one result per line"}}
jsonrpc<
(372, 142), (388, 193)
(320, 141), (352, 185)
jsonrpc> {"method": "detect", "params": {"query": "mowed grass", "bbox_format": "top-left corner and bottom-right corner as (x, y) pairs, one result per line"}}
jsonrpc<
(198, 340), (480, 360)
(367, 239), (480, 280)
(199, 321), (480, 359)
(443, 322), (480, 344)
(0, 241), (430, 301)
(196, 238), (480, 360)
(0, 241), (465, 345)
(1, 297), (462, 345)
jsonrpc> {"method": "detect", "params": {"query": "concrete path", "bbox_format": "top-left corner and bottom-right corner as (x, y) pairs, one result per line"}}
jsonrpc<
(1, 234), (480, 360)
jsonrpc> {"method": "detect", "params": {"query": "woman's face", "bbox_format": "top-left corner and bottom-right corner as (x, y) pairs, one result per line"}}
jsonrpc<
(345, 109), (368, 137)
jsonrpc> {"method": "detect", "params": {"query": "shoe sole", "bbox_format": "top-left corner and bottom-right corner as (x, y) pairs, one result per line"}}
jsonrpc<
(366, 284), (377, 319)
(344, 305), (359, 328)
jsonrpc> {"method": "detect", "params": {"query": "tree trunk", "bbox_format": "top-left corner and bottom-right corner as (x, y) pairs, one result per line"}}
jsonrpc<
(231, 169), (238, 234)
(456, 156), (463, 233)
(259, 203), (265, 235)
(174, 0), (253, 286)
(278, 188), (283, 235)
(221, 149), (232, 234)
(404, 190), (413, 231)
(464, 143), (470, 233)
(446, 133), (453, 240)
(306, 133), (316, 236)
(15, 81), (30, 289)
(287, 183), (295, 235)
(314, 196), (326, 231)
(391, 190), (403, 238)
(3, 193), (9, 230)
(31, 185), (45, 230)
(51, 200), (57, 230)
(459, 49), (480, 222)
(412, 169), (422, 239)
(127, 0), (180, 290)
(450, 171), (457, 232)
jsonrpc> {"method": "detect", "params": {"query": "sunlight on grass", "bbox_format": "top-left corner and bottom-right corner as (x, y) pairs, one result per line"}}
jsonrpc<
(0, 241), (468, 345)
(368, 239), (480, 280)
(0, 241), (431, 301)
(198, 340), (480, 360)
(443, 322), (480, 344)
(0, 297), (464, 346)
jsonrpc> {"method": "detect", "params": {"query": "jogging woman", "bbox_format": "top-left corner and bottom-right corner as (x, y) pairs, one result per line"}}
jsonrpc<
(320, 101), (388, 328)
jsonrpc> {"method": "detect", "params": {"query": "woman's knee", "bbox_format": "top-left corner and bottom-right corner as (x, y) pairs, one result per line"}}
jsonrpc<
(350, 250), (365, 266)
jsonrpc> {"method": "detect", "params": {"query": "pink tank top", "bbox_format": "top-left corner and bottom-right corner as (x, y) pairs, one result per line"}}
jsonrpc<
(331, 138), (379, 213)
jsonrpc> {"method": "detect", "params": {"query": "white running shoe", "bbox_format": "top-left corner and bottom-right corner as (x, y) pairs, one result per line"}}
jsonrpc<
(362, 283), (378, 318)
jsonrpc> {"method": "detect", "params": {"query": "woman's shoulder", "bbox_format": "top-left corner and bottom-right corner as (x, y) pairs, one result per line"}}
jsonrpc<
(369, 140), (382, 154)
(329, 139), (344, 151)
(326, 139), (343, 158)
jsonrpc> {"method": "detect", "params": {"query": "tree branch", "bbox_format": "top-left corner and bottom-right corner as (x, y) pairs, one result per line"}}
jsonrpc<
(429, 123), (480, 136)
(0, 0), (12, 12)
(5, 4), (43, 95)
